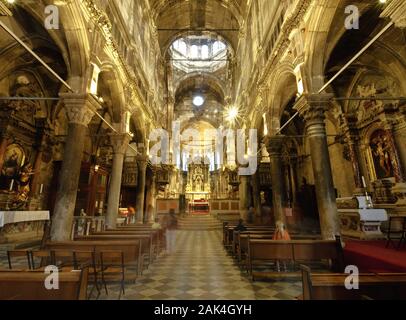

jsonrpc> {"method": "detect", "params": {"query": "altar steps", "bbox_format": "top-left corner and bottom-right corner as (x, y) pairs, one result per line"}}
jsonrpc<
(178, 215), (222, 230)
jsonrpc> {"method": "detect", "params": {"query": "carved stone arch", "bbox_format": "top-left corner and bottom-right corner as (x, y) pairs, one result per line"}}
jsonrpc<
(131, 109), (147, 146)
(180, 118), (218, 133)
(175, 73), (226, 104)
(304, 0), (342, 92)
(14, 2), (71, 73)
(98, 63), (126, 124)
(266, 62), (297, 132)
(58, 1), (91, 86)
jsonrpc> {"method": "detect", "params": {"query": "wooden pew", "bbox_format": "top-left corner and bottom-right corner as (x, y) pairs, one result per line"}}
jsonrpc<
(223, 226), (274, 252)
(300, 265), (406, 300)
(103, 228), (164, 255)
(235, 232), (322, 265)
(0, 268), (89, 300)
(75, 234), (155, 268)
(45, 240), (143, 275)
(237, 233), (274, 264)
(232, 230), (274, 257)
(93, 230), (161, 256)
(247, 237), (344, 280)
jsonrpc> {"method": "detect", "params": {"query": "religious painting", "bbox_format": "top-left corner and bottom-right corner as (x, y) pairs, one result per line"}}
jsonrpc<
(369, 130), (396, 180)
(348, 72), (400, 122)
(1, 144), (25, 179)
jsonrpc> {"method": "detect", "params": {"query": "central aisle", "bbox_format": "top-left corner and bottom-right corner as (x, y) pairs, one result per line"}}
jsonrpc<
(101, 230), (302, 300)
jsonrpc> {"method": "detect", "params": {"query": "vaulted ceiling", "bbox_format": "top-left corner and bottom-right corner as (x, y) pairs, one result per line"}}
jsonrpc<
(149, 0), (247, 53)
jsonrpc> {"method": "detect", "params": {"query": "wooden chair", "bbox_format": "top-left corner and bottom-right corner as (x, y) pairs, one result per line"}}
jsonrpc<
(73, 250), (100, 299)
(7, 250), (31, 270)
(100, 250), (126, 299)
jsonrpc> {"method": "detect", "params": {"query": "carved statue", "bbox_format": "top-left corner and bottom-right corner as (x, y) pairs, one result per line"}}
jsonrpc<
(9, 163), (35, 209)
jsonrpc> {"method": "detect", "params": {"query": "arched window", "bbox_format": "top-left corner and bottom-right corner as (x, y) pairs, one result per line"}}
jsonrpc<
(191, 45), (199, 59)
(201, 45), (209, 59)
(178, 40), (187, 55)
(213, 41), (225, 55)
(173, 39), (187, 55)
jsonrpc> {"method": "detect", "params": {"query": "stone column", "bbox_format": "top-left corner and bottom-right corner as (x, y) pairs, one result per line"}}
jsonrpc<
(251, 170), (262, 220)
(239, 174), (250, 221)
(136, 155), (148, 224)
(265, 135), (286, 226)
(105, 133), (131, 229)
(295, 94), (340, 240)
(145, 171), (157, 223)
(51, 93), (99, 241)
(342, 116), (364, 192)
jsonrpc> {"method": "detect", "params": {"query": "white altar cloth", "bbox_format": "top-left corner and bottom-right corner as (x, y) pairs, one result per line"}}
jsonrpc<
(0, 211), (50, 228)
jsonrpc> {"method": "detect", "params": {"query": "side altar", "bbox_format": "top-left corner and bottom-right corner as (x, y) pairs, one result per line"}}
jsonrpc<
(0, 210), (50, 244)
(337, 195), (387, 239)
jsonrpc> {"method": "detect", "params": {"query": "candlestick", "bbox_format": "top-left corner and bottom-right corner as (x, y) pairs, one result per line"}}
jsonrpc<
(361, 176), (367, 188)
(9, 179), (14, 191)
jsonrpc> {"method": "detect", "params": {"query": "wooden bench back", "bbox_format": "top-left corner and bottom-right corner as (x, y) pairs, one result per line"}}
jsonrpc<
(224, 226), (274, 246)
(74, 235), (152, 256)
(45, 240), (141, 264)
(248, 238), (343, 270)
(0, 268), (88, 300)
(301, 265), (406, 300)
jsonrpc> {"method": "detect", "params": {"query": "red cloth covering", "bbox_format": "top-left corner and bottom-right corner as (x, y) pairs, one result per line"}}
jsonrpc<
(344, 240), (406, 273)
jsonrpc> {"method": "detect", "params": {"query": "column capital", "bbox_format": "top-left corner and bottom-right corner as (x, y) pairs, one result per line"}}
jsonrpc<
(380, 0), (406, 28)
(264, 135), (285, 156)
(294, 93), (333, 123)
(110, 133), (132, 155)
(137, 155), (149, 169)
(60, 93), (101, 126)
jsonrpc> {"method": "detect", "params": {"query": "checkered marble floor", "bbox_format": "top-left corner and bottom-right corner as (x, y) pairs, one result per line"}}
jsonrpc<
(95, 230), (302, 300)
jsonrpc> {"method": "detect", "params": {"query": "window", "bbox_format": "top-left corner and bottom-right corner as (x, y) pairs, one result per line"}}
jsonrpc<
(201, 45), (209, 59)
(213, 41), (226, 55)
(191, 45), (199, 59)
(170, 36), (228, 73)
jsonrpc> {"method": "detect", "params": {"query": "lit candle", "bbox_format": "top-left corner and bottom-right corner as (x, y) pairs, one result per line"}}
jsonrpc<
(39, 184), (44, 194)
(362, 176), (367, 188)
(9, 179), (14, 191)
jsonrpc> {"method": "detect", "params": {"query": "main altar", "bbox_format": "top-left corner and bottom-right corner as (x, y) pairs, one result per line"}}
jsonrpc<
(185, 162), (211, 214)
